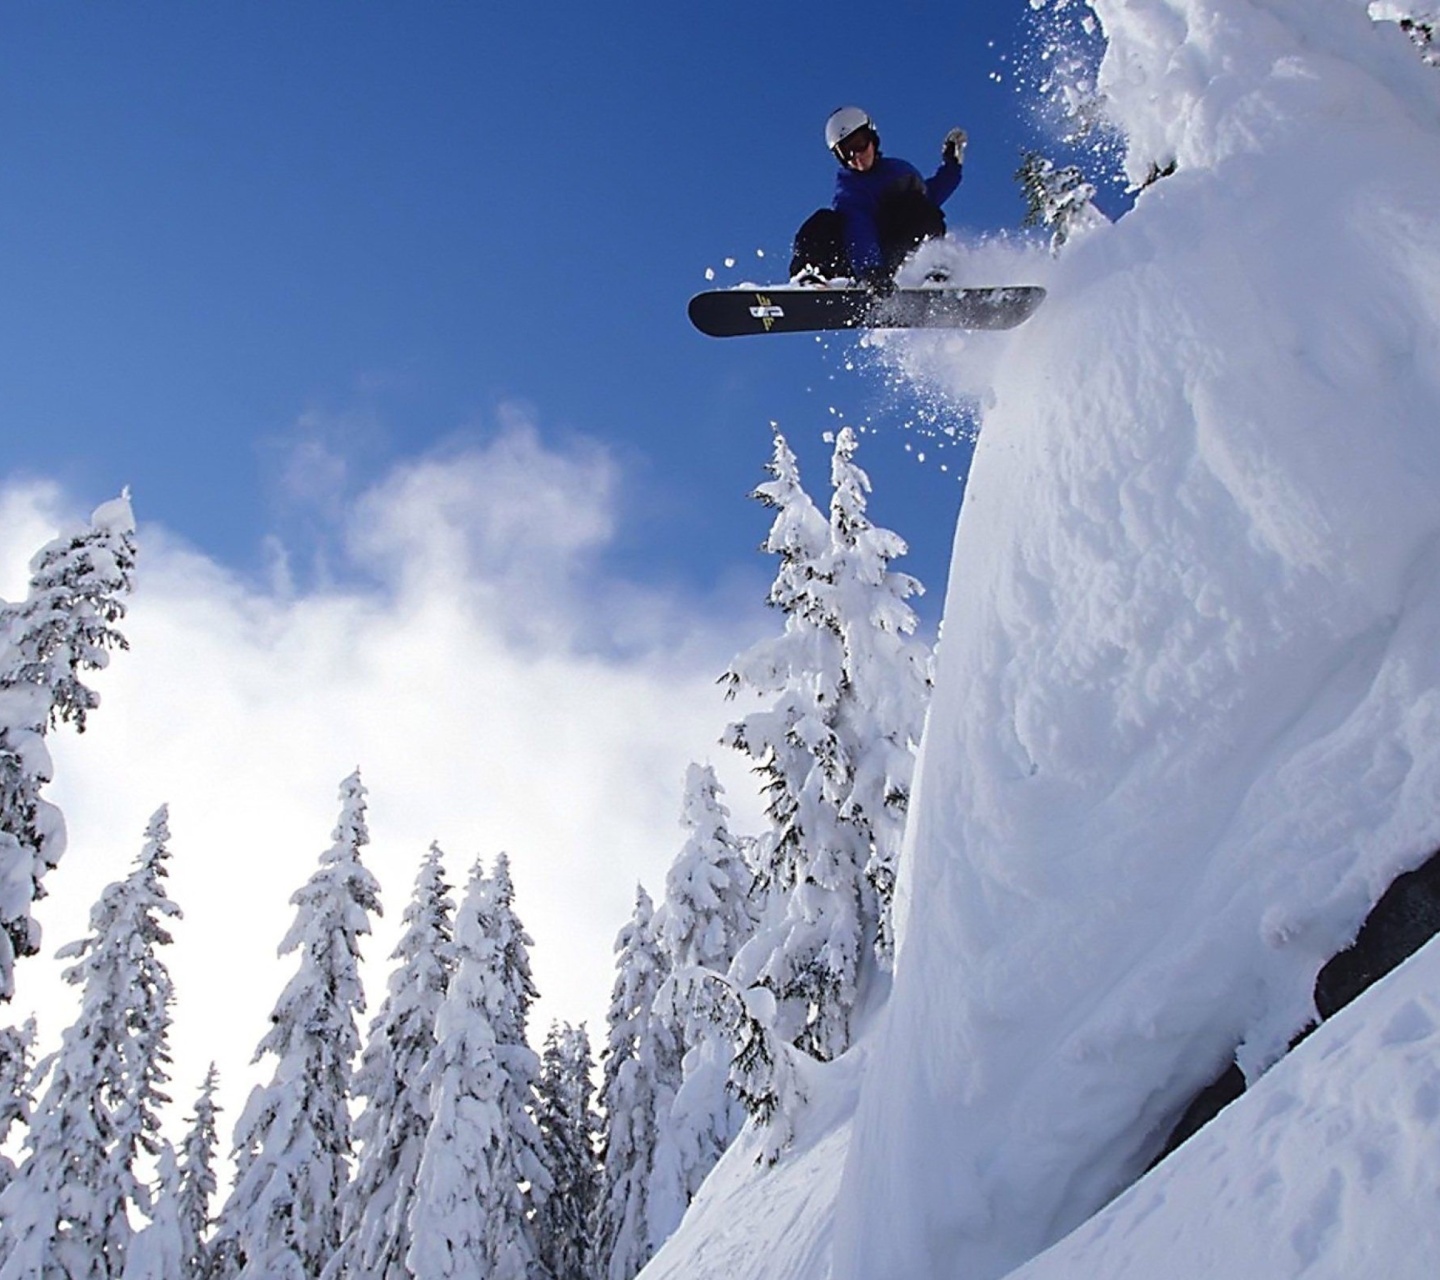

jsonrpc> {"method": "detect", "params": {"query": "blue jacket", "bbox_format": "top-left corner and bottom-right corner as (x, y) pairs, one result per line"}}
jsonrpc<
(833, 153), (962, 275)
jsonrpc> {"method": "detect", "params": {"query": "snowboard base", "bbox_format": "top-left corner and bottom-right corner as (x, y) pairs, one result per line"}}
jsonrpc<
(687, 284), (1046, 338)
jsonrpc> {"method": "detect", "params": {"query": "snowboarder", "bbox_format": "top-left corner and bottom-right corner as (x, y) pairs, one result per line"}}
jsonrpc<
(790, 106), (967, 290)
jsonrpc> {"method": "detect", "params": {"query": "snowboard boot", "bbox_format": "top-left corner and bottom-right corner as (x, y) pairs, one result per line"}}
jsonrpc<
(791, 265), (835, 288)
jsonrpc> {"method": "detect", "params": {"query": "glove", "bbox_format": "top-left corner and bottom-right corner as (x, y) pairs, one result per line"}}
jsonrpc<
(942, 126), (968, 166)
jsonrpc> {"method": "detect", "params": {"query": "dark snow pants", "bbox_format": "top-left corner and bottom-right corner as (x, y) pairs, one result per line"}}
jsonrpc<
(789, 188), (946, 282)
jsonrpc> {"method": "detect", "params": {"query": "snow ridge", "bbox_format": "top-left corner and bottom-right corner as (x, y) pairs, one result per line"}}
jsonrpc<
(832, 3), (1440, 1278)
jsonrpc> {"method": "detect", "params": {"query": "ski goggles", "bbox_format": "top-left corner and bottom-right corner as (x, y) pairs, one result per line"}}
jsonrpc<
(836, 127), (876, 161)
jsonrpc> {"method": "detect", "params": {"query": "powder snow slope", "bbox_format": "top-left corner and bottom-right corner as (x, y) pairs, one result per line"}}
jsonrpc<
(830, 2), (1440, 1278)
(641, 1048), (863, 1280)
(1006, 936), (1440, 1279)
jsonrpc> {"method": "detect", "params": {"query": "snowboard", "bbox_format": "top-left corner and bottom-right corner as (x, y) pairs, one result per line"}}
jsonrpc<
(687, 283), (1046, 338)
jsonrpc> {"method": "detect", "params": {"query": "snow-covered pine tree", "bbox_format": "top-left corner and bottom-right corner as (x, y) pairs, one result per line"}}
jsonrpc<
(723, 428), (930, 1067)
(0, 1019), (36, 1198)
(649, 765), (753, 1223)
(475, 853), (551, 1275)
(721, 432), (848, 1064)
(406, 856), (550, 1280)
(708, 976), (804, 1167)
(122, 1063), (219, 1280)
(533, 1022), (600, 1280)
(1016, 150), (1105, 252)
(172, 1067), (220, 1280)
(483, 854), (539, 1050)
(720, 432), (831, 911)
(207, 772), (381, 1280)
(655, 765), (755, 980)
(328, 843), (455, 1280)
(593, 886), (679, 1280)
(404, 859), (498, 1280)
(0, 804), (180, 1280)
(118, 1145), (184, 1280)
(0, 494), (136, 1003)
(823, 426), (932, 967)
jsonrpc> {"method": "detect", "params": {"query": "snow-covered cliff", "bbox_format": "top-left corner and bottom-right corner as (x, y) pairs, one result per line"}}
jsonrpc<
(650, 3), (1440, 1277)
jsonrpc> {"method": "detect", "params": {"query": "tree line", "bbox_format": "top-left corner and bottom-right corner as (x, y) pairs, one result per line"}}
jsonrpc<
(0, 425), (932, 1279)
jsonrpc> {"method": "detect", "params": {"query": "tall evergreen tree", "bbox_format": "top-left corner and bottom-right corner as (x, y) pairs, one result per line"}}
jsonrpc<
(406, 856), (549, 1280)
(533, 1022), (600, 1280)
(483, 855), (539, 1047)
(722, 433), (850, 1063)
(0, 494), (136, 1002)
(208, 772), (381, 1280)
(721, 433), (832, 907)
(649, 765), (753, 1222)
(593, 887), (679, 1280)
(0, 805), (180, 1280)
(823, 426), (932, 965)
(724, 428), (930, 1065)
(329, 843), (455, 1280)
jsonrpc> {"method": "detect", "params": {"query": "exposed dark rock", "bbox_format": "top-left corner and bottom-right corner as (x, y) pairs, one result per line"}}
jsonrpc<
(1149, 845), (1440, 1169)
(1314, 849), (1440, 1019)
(1147, 1061), (1245, 1169)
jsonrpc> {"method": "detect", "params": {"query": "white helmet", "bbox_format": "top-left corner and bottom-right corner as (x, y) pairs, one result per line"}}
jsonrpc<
(824, 105), (875, 158)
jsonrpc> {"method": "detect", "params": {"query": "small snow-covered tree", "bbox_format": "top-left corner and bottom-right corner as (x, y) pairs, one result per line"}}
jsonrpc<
(593, 887), (679, 1280)
(0, 1018), (36, 1197)
(533, 1022), (600, 1280)
(649, 765), (753, 1221)
(701, 974), (805, 1167)
(1016, 150), (1105, 252)
(0, 494), (136, 1002)
(208, 772), (381, 1280)
(119, 1145), (184, 1280)
(329, 843), (455, 1280)
(122, 1066), (219, 1280)
(406, 856), (550, 1280)
(654, 766), (754, 978)
(723, 428), (930, 1068)
(0, 804), (180, 1280)
(172, 1066), (221, 1280)
(483, 854), (539, 1048)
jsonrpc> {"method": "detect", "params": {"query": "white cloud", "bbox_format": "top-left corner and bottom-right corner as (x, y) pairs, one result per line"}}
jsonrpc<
(0, 480), (70, 600)
(0, 419), (768, 1150)
(348, 412), (619, 645)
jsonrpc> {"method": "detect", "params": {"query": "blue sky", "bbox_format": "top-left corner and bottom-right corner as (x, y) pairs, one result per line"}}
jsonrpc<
(0, 1), (1108, 619)
(0, 1), (1122, 1106)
